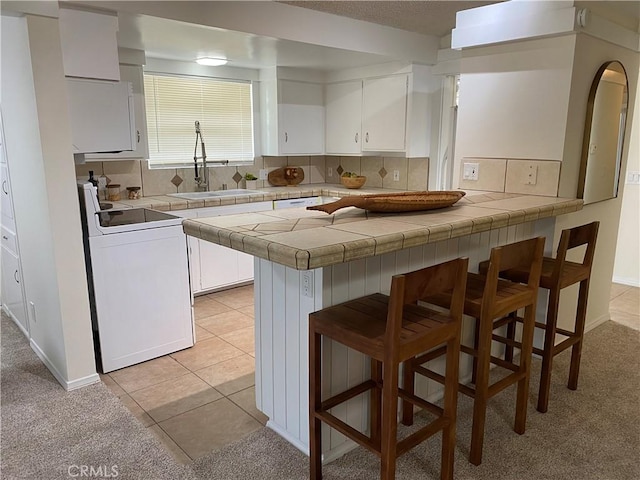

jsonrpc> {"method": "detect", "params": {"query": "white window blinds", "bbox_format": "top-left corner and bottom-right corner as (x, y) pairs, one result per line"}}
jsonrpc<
(144, 73), (254, 166)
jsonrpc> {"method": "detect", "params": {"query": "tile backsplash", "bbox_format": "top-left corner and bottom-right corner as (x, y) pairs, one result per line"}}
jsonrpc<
(457, 157), (561, 197)
(76, 155), (430, 198)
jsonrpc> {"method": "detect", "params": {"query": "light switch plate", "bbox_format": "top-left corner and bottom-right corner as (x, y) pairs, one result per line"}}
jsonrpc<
(463, 163), (479, 181)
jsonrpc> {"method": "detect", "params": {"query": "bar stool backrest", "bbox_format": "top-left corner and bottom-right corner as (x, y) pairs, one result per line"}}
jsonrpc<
(482, 237), (546, 317)
(551, 221), (600, 283)
(385, 257), (469, 356)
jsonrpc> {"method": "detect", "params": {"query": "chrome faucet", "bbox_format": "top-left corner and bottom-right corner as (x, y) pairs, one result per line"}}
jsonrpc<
(193, 121), (229, 191)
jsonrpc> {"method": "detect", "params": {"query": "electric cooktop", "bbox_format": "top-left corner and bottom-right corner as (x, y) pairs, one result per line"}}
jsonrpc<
(97, 208), (179, 228)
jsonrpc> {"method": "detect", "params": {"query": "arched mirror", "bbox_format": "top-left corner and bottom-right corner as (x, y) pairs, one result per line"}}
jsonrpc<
(578, 61), (629, 204)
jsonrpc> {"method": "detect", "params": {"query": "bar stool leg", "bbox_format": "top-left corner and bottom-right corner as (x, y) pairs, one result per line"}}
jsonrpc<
(371, 359), (383, 444)
(568, 279), (590, 390)
(538, 287), (560, 413)
(309, 330), (323, 480)
(469, 315), (492, 466)
(380, 359), (400, 480)
(504, 313), (517, 363)
(515, 303), (535, 433)
(471, 317), (480, 385)
(441, 335), (460, 480)
(400, 357), (416, 426)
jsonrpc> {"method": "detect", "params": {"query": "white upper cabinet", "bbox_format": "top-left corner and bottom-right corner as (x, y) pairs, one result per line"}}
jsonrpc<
(261, 73), (325, 156)
(66, 78), (135, 154)
(85, 65), (149, 161)
(325, 80), (363, 155)
(58, 8), (120, 81)
(278, 80), (325, 155)
(362, 74), (408, 152)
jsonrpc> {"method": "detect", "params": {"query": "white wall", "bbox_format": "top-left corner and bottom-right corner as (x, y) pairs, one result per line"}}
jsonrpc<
(613, 67), (640, 286)
(453, 35), (576, 187)
(555, 32), (638, 331)
(0, 14), (98, 389)
(452, 29), (639, 332)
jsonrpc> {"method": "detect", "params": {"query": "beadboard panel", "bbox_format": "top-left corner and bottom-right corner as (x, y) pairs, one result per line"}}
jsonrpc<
(254, 218), (554, 459)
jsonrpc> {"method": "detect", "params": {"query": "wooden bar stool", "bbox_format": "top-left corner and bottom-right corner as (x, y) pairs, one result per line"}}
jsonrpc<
(478, 221), (599, 413)
(309, 257), (468, 480)
(402, 237), (545, 466)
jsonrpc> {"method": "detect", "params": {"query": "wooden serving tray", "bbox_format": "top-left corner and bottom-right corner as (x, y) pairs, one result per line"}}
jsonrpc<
(307, 191), (466, 214)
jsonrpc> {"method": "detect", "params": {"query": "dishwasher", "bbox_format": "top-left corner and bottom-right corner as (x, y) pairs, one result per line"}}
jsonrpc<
(78, 182), (193, 372)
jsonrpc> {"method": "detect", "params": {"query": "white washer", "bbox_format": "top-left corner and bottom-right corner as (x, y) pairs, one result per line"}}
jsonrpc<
(79, 182), (193, 372)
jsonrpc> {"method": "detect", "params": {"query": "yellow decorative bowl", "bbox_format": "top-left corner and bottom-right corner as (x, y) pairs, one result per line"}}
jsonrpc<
(341, 175), (367, 189)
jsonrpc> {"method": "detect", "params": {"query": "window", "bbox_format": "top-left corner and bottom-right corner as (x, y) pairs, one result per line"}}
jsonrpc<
(144, 73), (254, 167)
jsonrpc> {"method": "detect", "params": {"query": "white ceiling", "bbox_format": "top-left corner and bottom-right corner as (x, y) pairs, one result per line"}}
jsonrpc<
(116, 13), (397, 71)
(281, 1), (499, 37)
(111, 1), (639, 72)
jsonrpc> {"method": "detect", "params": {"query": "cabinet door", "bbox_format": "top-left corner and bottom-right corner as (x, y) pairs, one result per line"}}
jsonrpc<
(59, 8), (120, 81)
(362, 75), (408, 151)
(199, 241), (240, 291)
(325, 81), (362, 155)
(1, 245), (29, 335)
(278, 80), (324, 155)
(85, 65), (149, 161)
(1, 164), (14, 226)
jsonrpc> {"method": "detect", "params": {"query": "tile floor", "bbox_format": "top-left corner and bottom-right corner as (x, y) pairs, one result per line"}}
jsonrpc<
(100, 284), (266, 464)
(103, 282), (639, 464)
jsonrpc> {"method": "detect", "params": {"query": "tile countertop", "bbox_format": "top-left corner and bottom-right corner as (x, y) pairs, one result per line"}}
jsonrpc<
(181, 192), (584, 270)
(106, 184), (398, 211)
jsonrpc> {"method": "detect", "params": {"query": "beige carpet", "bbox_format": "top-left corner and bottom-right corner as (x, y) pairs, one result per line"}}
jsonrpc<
(192, 320), (640, 479)
(2, 313), (639, 479)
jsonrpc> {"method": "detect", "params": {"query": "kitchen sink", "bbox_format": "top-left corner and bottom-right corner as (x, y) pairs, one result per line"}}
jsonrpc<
(168, 189), (263, 200)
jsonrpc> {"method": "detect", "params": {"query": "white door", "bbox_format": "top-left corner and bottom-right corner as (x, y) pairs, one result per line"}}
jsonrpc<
(278, 80), (324, 154)
(325, 80), (362, 155)
(1, 244), (29, 335)
(362, 75), (408, 152)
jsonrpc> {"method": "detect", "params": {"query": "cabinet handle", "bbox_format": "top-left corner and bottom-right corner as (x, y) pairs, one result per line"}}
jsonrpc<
(136, 130), (141, 143)
(14, 270), (19, 284)
(284, 132), (288, 143)
(355, 133), (359, 144)
(365, 132), (369, 143)
(2, 180), (7, 194)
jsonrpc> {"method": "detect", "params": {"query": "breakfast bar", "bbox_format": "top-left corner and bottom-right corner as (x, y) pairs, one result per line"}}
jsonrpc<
(182, 191), (583, 461)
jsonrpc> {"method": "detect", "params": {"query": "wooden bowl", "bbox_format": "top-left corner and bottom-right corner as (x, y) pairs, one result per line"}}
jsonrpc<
(341, 175), (367, 189)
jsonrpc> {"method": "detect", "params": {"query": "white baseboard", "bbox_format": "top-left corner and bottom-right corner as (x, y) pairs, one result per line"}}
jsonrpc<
(2, 304), (29, 338)
(584, 312), (611, 334)
(266, 421), (310, 456)
(266, 420), (359, 463)
(612, 276), (640, 288)
(29, 339), (100, 391)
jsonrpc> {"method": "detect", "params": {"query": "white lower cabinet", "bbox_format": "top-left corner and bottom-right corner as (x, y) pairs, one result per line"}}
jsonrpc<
(174, 201), (272, 295)
(1, 243), (28, 335)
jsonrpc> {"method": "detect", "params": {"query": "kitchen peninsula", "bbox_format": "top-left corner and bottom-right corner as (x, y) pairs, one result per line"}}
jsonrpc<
(182, 191), (583, 461)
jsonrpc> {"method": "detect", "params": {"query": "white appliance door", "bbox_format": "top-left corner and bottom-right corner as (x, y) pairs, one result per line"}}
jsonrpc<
(89, 225), (193, 372)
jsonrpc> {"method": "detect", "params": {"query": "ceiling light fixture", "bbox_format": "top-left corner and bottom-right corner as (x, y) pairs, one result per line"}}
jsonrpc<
(196, 57), (228, 66)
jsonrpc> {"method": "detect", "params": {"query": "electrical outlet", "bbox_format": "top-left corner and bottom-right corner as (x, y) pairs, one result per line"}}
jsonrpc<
(627, 171), (640, 185)
(259, 169), (268, 180)
(526, 165), (538, 185)
(328, 167), (333, 178)
(463, 163), (479, 181)
(393, 170), (400, 181)
(302, 271), (314, 298)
